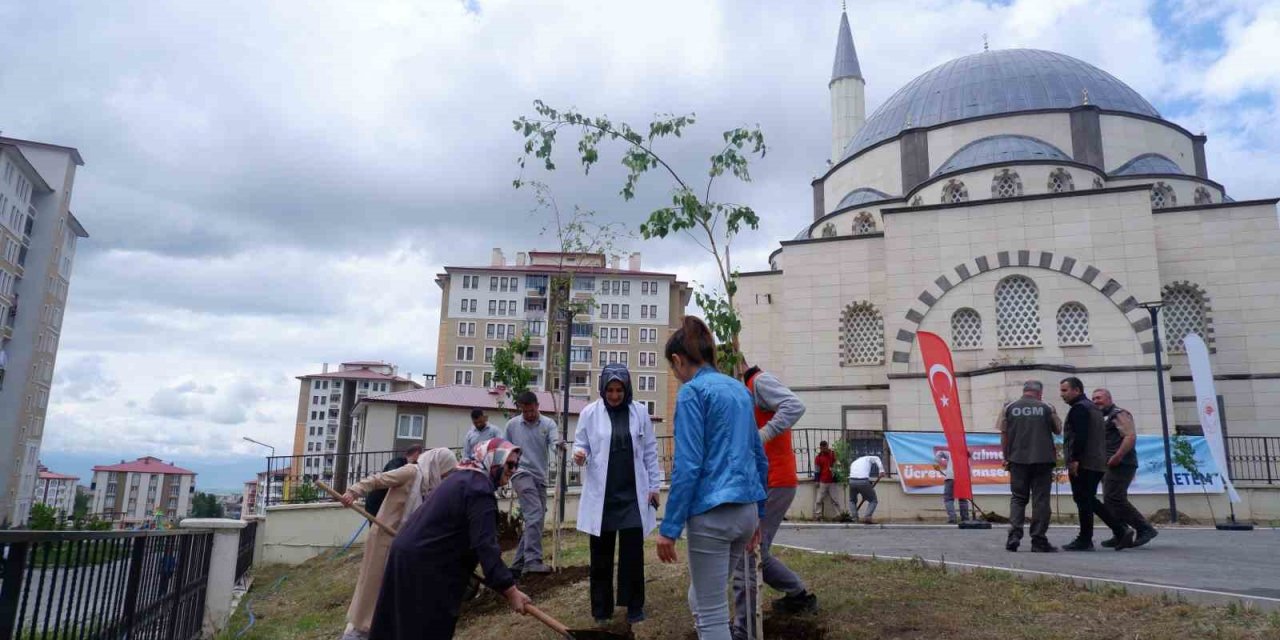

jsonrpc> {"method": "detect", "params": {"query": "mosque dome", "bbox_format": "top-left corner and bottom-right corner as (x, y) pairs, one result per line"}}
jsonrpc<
(840, 49), (1160, 160)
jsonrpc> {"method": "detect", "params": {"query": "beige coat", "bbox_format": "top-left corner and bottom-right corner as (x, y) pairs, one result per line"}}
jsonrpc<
(343, 448), (456, 634)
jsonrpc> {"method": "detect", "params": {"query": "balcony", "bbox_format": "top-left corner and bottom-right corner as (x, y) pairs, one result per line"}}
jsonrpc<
(329, 392), (341, 402)
(569, 385), (592, 397)
(570, 361), (591, 372)
(525, 286), (547, 298)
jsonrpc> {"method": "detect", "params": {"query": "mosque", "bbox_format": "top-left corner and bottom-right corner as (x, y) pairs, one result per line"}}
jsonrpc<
(737, 9), (1280, 452)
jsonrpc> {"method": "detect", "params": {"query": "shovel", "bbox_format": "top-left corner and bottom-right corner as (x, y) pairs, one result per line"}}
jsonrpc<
(317, 482), (628, 640)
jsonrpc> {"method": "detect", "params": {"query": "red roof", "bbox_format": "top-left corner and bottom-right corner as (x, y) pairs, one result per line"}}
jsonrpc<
(440, 265), (679, 278)
(297, 368), (419, 383)
(93, 456), (195, 475)
(38, 470), (78, 481)
(341, 360), (388, 366)
(360, 385), (591, 414)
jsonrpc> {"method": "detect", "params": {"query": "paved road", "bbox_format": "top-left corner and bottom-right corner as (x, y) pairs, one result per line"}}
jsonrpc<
(775, 524), (1280, 608)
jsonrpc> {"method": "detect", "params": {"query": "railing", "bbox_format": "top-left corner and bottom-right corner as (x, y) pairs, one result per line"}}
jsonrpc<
(1226, 436), (1279, 484)
(0, 529), (213, 640)
(234, 522), (257, 584)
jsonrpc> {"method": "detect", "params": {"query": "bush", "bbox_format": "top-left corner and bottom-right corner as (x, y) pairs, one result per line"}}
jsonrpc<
(28, 503), (59, 530)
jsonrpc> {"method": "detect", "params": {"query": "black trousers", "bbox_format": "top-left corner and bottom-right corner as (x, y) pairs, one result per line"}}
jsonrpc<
(1103, 465), (1151, 532)
(589, 527), (644, 620)
(1008, 462), (1054, 543)
(1070, 468), (1124, 542)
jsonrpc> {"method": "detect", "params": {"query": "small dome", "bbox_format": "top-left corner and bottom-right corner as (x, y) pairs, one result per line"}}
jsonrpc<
(835, 187), (894, 209)
(1111, 153), (1184, 176)
(841, 49), (1160, 160)
(933, 135), (1070, 177)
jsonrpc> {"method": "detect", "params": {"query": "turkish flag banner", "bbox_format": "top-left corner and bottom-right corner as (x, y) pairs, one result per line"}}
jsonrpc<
(917, 331), (973, 499)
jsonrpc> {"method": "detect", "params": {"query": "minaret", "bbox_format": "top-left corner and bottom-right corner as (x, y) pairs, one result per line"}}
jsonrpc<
(830, 5), (866, 163)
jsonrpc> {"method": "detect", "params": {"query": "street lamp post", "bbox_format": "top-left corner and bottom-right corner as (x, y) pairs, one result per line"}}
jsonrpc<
(1138, 302), (1178, 524)
(243, 437), (276, 512)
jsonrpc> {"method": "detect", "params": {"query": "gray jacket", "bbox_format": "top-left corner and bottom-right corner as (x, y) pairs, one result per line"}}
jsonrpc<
(750, 370), (806, 443)
(503, 414), (561, 482)
(461, 424), (502, 461)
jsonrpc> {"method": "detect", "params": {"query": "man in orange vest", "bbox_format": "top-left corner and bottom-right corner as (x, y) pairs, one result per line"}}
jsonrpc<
(731, 366), (816, 637)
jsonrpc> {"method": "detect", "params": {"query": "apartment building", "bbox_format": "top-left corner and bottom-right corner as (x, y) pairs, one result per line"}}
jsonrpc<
(33, 463), (78, 518)
(435, 250), (690, 431)
(0, 137), (89, 526)
(89, 456), (195, 527)
(290, 361), (422, 483)
(240, 479), (257, 519)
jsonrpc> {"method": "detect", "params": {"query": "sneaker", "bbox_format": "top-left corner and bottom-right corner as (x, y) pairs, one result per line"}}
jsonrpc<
(1113, 529), (1136, 551)
(1132, 527), (1159, 548)
(774, 591), (818, 614)
(1100, 536), (1120, 548)
(594, 618), (612, 627)
(523, 562), (553, 574)
(626, 610), (646, 624)
(1030, 542), (1058, 553)
(947, 517), (958, 524)
(1062, 539), (1094, 552)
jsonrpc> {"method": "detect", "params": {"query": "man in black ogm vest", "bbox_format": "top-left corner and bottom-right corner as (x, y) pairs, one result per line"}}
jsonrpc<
(1092, 388), (1159, 549)
(998, 380), (1061, 552)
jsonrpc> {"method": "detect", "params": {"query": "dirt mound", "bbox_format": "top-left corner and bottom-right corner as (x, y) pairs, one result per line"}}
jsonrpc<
(461, 565), (591, 619)
(1148, 509), (1199, 525)
(680, 610), (829, 639)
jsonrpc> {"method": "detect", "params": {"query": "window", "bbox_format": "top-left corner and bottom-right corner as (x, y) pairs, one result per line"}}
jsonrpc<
(1194, 186), (1213, 205)
(611, 280), (621, 296)
(642, 401), (656, 416)
(574, 276), (595, 291)
(600, 280), (610, 295)
(640, 352), (657, 367)
(640, 328), (657, 343)
(821, 222), (837, 238)
(599, 305), (610, 320)
(942, 179), (969, 203)
(641, 305), (649, 319)
(454, 370), (473, 385)
(620, 328), (629, 344)
(637, 375), (657, 392)
(489, 300), (498, 315)
(1092, 176), (1105, 189)
(1162, 283), (1209, 354)
(458, 321), (475, 337)
(950, 308), (983, 349)
(509, 300), (518, 316)
(599, 350), (608, 366)
(623, 305), (632, 320)
(991, 169), (1023, 199)
(456, 346), (474, 361)
(641, 281), (650, 295)
(498, 300), (507, 315)
(484, 347), (495, 363)
(1056, 302), (1090, 346)
(622, 281), (630, 295)
(1048, 168), (1075, 193)
(853, 212), (876, 235)
(459, 298), (468, 313)
(486, 323), (496, 339)
(1151, 182), (1177, 209)
(996, 276), (1042, 347)
(489, 277), (498, 291)
(499, 277), (509, 292)
(838, 301), (885, 366)
(570, 347), (592, 363)
(646, 305), (656, 319)
(396, 415), (425, 439)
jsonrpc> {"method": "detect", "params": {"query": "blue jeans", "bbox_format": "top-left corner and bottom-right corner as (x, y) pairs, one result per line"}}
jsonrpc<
(685, 502), (758, 640)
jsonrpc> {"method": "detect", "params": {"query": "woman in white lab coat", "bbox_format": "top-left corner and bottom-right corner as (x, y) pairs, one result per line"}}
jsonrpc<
(572, 363), (662, 626)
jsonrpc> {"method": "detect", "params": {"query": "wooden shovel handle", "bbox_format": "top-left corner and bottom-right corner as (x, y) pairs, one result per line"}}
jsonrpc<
(315, 481), (400, 537)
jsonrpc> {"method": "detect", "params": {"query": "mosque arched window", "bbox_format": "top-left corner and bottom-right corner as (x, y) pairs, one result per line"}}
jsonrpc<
(1151, 182), (1177, 209)
(995, 275), (1041, 348)
(942, 179), (969, 204)
(911, 195), (923, 207)
(1092, 177), (1105, 190)
(992, 169), (1023, 199)
(1194, 187), (1213, 205)
(820, 222), (837, 238)
(1056, 302), (1090, 346)
(950, 308), (983, 350)
(853, 212), (876, 235)
(1048, 168), (1075, 193)
(839, 301), (885, 366)
(1162, 283), (1209, 354)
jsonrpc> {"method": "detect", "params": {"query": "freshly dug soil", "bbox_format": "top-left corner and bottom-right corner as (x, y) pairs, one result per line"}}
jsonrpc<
(680, 610), (829, 639)
(497, 510), (524, 551)
(1149, 509), (1199, 525)
(461, 565), (591, 618)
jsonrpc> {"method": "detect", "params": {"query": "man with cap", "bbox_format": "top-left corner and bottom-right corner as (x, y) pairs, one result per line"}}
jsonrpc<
(998, 380), (1062, 552)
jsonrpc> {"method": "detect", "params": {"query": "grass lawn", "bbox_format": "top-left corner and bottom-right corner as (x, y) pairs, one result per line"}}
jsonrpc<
(224, 532), (1280, 640)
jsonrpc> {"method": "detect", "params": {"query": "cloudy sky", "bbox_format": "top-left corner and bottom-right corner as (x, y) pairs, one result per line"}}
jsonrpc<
(3, 0), (1277, 490)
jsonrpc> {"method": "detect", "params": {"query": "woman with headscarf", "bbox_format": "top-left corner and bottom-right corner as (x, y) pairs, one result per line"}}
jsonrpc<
(656, 317), (768, 640)
(368, 438), (531, 640)
(338, 448), (458, 640)
(572, 363), (662, 626)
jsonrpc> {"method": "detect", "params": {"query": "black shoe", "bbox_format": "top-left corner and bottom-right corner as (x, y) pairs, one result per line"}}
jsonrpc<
(1030, 542), (1058, 553)
(773, 591), (818, 614)
(1113, 529), (1136, 551)
(1062, 539), (1094, 552)
(1100, 536), (1120, 548)
(626, 610), (646, 625)
(1132, 527), (1159, 548)
(1005, 540), (1019, 552)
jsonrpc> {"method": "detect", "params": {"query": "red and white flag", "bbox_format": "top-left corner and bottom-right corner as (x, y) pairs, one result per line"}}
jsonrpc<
(918, 331), (973, 499)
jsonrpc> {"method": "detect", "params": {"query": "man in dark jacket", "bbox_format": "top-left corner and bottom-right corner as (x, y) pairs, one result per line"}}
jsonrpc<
(1059, 377), (1125, 551)
(365, 444), (422, 517)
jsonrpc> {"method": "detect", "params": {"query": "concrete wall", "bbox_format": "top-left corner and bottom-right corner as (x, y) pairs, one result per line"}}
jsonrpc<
(260, 502), (368, 565)
(825, 141), (903, 210)
(926, 113), (1074, 175)
(1101, 115), (1197, 175)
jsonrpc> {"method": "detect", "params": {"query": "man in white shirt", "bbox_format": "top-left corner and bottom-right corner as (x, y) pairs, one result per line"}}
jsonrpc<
(934, 450), (971, 524)
(847, 454), (886, 523)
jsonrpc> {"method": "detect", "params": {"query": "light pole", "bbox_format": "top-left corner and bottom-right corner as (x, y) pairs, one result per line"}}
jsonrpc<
(243, 437), (276, 512)
(1138, 301), (1178, 524)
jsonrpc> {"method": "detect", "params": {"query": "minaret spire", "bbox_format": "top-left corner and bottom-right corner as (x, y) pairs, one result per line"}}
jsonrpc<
(830, 4), (866, 163)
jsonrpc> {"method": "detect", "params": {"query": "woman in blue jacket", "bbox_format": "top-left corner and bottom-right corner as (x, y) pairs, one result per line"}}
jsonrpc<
(655, 317), (769, 640)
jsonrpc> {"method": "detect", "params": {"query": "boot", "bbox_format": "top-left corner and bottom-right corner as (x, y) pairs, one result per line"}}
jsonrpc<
(1132, 527), (1159, 548)
(1062, 538), (1094, 552)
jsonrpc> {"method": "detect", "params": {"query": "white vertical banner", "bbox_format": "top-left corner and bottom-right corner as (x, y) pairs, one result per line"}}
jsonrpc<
(1183, 334), (1241, 503)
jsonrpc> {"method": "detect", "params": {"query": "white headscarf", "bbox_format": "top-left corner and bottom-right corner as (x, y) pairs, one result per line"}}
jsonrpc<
(401, 448), (457, 527)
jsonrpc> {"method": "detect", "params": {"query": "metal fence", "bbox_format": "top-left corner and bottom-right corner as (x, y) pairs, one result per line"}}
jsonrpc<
(234, 522), (257, 585)
(0, 528), (213, 640)
(1226, 436), (1279, 484)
